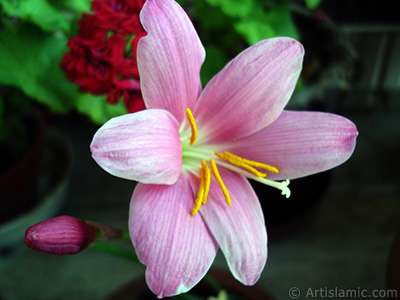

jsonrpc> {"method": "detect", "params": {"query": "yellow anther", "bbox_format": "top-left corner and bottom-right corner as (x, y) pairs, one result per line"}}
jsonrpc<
(214, 152), (267, 178)
(223, 151), (279, 173)
(191, 160), (211, 215)
(214, 151), (279, 178)
(191, 168), (205, 215)
(185, 108), (198, 146)
(201, 159), (211, 205)
(210, 159), (231, 206)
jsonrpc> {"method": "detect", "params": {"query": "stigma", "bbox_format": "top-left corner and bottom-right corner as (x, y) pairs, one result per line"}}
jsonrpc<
(184, 108), (291, 216)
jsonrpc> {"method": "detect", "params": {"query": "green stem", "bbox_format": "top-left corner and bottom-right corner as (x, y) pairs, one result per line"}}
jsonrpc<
(89, 241), (140, 263)
(121, 231), (132, 243)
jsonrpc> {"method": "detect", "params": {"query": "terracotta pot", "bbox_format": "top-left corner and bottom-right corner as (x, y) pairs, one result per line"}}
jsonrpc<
(0, 127), (73, 250)
(0, 114), (44, 223)
(107, 268), (275, 300)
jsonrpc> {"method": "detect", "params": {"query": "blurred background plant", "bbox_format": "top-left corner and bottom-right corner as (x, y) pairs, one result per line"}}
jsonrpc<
(0, 0), (143, 221)
(0, 0), (116, 224)
(1, 0), (355, 246)
(184, 0), (308, 83)
(1, 0), (399, 299)
(182, 0), (355, 112)
(0, 0), (334, 130)
(0, 0), (130, 127)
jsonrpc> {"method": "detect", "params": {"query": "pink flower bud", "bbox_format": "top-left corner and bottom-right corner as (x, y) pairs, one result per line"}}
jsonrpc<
(24, 215), (96, 255)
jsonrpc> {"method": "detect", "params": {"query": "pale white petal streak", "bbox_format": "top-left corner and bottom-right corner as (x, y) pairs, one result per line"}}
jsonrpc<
(91, 109), (182, 184)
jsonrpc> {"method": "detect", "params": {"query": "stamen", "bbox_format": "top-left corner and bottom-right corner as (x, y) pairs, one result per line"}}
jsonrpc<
(185, 108), (198, 146)
(191, 168), (205, 215)
(191, 160), (211, 215)
(214, 152), (267, 178)
(210, 159), (231, 206)
(223, 151), (279, 173)
(201, 159), (211, 204)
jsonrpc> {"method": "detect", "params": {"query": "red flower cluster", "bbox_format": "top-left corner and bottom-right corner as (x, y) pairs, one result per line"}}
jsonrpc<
(61, 0), (147, 113)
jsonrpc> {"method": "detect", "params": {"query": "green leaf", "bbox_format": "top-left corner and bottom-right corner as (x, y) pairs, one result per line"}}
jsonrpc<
(0, 22), (128, 123)
(0, 0), (70, 32)
(234, 19), (275, 45)
(200, 45), (228, 85)
(0, 24), (79, 112)
(192, 0), (233, 31)
(204, 0), (254, 18)
(305, 0), (321, 9)
(61, 0), (91, 15)
(76, 94), (128, 125)
(263, 0), (299, 39)
(234, 0), (299, 45)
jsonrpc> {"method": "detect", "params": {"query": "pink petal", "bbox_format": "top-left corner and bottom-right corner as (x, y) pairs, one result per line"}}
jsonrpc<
(189, 169), (267, 285)
(194, 37), (304, 145)
(137, 0), (205, 124)
(129, 175), (218, 298)
(90, 109), (182, 184)
(226, 110), (358, 180)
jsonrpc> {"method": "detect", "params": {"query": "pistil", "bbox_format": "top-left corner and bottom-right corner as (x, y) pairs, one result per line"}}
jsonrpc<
(214, 160), (291, 199)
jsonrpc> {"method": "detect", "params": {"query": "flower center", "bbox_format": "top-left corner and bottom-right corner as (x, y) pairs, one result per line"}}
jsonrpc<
(183, 108), (291, 216)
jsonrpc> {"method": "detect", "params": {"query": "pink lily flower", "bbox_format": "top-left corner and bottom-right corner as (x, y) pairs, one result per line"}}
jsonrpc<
(90, 0), (358, 297)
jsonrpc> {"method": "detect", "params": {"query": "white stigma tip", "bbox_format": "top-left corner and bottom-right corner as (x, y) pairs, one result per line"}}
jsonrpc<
(281, 179), (291, 198)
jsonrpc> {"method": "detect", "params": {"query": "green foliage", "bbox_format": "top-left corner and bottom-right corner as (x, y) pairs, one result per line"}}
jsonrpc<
(0, 24), (78, 112)
(203, 0), (299, 46)
(201, 46), (228, 85)
(0, 0), (125, 124)
(304, 0), (322, 9)
(76, 94), (128, 125)
(192, 0), (300, 85)
(0, 0), (313, 124)
(254, 0), (299, 40)
(191, 0), (245, 85)
(60, 0), (91, 15)
(234, 19), (275, 46)
(205, 0), (255, 18)
(0, 0), (70, 32)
